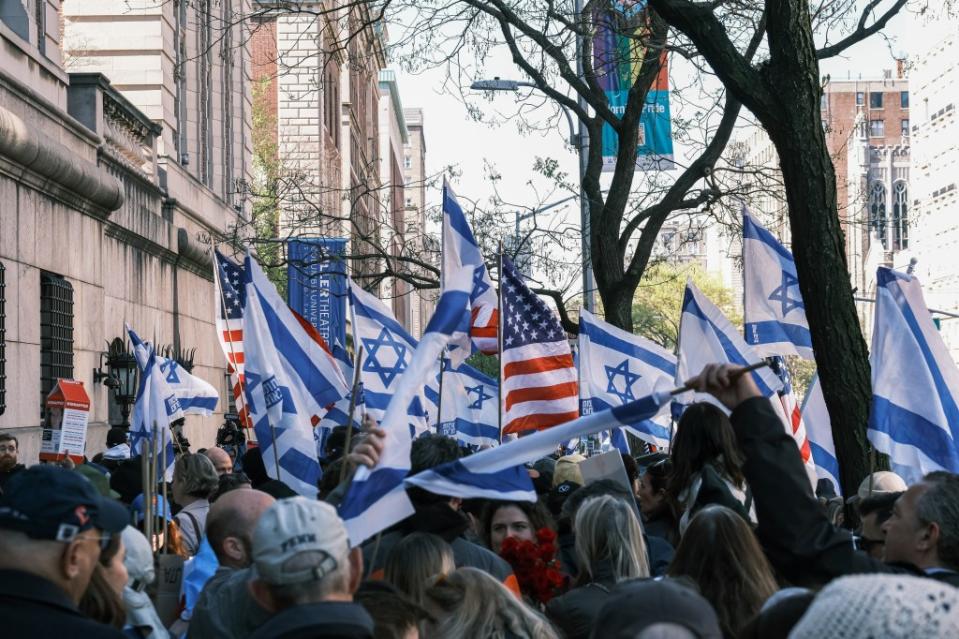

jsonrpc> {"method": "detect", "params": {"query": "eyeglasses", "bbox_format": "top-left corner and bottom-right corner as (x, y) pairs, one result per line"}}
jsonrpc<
(0, 445), (17, 453)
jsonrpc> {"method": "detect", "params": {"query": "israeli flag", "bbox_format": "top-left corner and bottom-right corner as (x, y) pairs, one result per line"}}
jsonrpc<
(801, 374), (841, 496)
(677, 281), (783, 410)
(869, 267), (959, 481)
(436, 363), (500, 447)
(315, 335), (366, 460)
(127, 325), (181, 472)
(443, 180), (499, 354)
(743, 208), (814, 360)
(579, 309), (676, 449)
(242, 253), (349, 497)
(405, 390), (670, 502)
(339, 266), (474, 545)
(350, 281), (441, 437)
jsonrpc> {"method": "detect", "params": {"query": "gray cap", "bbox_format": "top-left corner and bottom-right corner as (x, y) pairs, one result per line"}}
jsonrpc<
(252, 497), (349, 586)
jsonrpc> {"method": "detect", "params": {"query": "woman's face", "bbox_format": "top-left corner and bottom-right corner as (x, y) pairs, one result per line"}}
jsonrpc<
(103, 539), (129, 596)
(638, 473), (666, 517)
(489, 505), (535, 553)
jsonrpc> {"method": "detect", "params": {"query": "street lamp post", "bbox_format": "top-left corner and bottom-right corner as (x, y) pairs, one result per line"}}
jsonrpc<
(471, 71), (595, 312)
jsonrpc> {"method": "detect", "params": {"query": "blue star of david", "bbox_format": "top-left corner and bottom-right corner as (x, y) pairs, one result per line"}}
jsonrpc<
(161, 360), (181, 385)
(362, 327), (409, 387)
(466, 384), (493, 410)
(605, 359), (641, 404)
(768, 271), (805, 317)
(472, 266), (490, 298)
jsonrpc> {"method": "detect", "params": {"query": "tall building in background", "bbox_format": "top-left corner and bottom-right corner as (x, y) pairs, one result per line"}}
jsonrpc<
(62, 0), (253, 230)
(378, 70), (410, 328)
(0, 0), (248, 458)
(249, 3), (425, 333)
(404, 107), (437, 337)
(907, 11), (959, 359)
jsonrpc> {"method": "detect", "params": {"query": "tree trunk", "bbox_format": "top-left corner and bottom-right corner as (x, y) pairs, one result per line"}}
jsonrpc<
(762, 3), (872, 498)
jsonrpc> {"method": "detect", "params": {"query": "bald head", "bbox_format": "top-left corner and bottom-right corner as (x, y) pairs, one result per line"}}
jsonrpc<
(204, 446), (234, 475)
(206, 488), (275, 568)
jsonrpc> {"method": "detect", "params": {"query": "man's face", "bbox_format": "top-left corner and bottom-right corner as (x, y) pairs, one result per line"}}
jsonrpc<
(0, 440), (18, 471)
(882, 483), (929, 566)
(859, 511), (886, 559)
(206, 448), (233, 476)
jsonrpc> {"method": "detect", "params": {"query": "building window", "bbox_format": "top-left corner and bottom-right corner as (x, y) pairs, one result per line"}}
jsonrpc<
(0, 261), (5, 416)
(869, 119), (885, 137)
(901, 91), (909, 108)
(40, 272), (74, 411)
(892, 181), (908, 251)
(856, 92), (864, 106)
(820, 94), (827, 110)
(324, 56), (341, 150)
(174, 0), (189, 161)
(901, 119), (910, 136)
(870, 92), (884, 109)
(197, 2), (214, 186)
(404, 155), (412, 169)
(34, 0), (46, 56)
(869, 181), (887, 248)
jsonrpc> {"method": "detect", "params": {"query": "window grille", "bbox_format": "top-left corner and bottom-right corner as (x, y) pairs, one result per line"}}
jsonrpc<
(40, 272), (74, 411)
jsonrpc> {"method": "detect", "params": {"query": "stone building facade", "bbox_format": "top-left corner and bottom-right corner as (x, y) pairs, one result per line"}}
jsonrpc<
(0, 0), (251, 462)
(905, 12), (959, 360)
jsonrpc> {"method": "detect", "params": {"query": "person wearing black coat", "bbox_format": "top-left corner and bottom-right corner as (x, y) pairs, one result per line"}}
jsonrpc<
(691, 363), (959, 588)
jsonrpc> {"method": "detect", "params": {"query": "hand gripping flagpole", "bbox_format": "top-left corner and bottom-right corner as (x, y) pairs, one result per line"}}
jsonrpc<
(210, 239), (255, 443)
(668, 361), (772, 397)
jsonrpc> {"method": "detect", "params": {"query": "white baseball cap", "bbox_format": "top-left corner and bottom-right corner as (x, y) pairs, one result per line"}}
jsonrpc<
(252, 497), (350, 586)
(847, 471), (908, 505)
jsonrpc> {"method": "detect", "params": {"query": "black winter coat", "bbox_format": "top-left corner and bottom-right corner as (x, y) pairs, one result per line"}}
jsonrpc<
(731, 397), (959, 588)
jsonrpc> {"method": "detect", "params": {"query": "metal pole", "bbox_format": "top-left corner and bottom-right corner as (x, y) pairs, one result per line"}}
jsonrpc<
(161, 435), (169, 554)
(340, 350), (364, 484)
(436, 352), (446, 434)
(497, 242), (505, 444)
(574, 0), (594, 313)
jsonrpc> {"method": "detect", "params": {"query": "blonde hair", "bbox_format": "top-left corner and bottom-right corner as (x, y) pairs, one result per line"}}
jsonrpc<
(384, 532), (455, 605)
(574, 495), (650, 584)
(424, 567), (559, 639)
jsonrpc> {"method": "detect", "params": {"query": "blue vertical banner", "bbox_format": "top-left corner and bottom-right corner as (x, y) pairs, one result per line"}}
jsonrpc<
(593, 1), (674, 171)
(287, 238), (348, 348)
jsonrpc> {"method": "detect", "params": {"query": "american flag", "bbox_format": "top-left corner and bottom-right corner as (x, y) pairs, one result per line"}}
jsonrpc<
(500, 256), (578, 434)
(770, 356), (814, 467)
(214, 251), (252, 430)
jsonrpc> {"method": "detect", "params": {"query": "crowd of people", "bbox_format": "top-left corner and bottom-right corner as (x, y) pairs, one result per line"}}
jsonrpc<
(1, 363), (958, 638)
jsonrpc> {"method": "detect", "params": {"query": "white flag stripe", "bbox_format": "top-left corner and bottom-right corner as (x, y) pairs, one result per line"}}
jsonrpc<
(502, 368), (579, 394)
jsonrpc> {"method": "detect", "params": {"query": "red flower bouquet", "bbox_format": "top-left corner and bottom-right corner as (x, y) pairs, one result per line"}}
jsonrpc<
(499, 527), (567, 605)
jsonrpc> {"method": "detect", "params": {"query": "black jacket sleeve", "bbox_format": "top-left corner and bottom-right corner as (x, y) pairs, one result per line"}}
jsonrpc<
(729, 397), (901, 586)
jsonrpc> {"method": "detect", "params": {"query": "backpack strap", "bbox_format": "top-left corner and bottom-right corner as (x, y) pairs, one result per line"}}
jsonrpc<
(179, 509), (201, 547)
